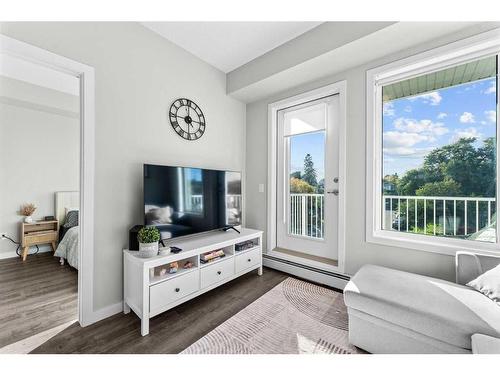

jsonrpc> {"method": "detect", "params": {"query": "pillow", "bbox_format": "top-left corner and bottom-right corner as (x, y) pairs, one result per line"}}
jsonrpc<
(65, 207), (79, 215)
(467, 263), (500, 305)
(63, 210), (79, 228)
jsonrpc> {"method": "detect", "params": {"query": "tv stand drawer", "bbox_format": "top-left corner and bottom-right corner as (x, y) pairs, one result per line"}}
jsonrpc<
(150, 271), (199, 313)
(235, 248), (261, 273)
(200, 258), (234, 289)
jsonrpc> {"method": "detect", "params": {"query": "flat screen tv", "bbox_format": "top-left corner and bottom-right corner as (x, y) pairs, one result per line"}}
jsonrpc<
(143, 164), (242, 240)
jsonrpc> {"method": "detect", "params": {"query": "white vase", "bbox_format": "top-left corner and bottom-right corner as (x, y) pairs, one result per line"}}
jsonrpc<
(24, 216), (33, 223)
(138, 242), (159, 258)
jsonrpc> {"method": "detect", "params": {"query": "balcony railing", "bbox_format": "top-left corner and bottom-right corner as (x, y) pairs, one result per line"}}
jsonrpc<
(383, 195), (496, 237)
(290, 194), (324, 239)
(286, 194), (496, 241)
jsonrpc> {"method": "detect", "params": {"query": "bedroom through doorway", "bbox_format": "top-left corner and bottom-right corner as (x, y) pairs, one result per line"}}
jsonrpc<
(0, 43), (82, 352)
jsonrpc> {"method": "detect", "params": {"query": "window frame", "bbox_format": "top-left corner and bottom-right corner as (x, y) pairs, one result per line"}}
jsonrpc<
(366, 28), (500, 256)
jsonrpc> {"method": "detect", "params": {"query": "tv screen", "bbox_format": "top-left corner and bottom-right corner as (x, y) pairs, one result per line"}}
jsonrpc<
(144, 164), (242, 240)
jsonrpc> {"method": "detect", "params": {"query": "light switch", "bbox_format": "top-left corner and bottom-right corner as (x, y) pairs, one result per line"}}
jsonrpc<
(258, 184), (265, 193)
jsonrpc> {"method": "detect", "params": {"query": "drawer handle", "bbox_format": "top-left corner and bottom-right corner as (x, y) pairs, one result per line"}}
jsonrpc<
(247, 258), (252, 262)
(175, 287), (180, 292)
(217, 271), (222, 275)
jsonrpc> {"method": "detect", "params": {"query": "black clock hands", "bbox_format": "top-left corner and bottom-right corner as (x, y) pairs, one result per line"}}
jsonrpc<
(169, 98), (205, 141)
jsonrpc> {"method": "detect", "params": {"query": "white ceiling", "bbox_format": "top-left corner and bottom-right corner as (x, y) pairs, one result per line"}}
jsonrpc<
(141, 22), (322, 73)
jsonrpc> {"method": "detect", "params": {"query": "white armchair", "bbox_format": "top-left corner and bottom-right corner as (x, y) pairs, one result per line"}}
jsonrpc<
(344, 251), (500, 354)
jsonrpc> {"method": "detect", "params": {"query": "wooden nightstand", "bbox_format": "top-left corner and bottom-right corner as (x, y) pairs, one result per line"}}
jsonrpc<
(20, 220), (59, 261)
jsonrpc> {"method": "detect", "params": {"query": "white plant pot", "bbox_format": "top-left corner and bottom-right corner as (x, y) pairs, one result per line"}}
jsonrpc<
(24, 216), (33, 223)
(138, 242), (159, 258)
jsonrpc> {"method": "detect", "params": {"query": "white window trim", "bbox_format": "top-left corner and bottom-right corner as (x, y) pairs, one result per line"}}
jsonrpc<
(267, 80), (347, 273)
(366, 28), (500, 257)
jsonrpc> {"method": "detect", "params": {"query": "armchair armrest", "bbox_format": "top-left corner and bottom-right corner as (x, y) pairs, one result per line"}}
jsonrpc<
(456, 251), (500, 285)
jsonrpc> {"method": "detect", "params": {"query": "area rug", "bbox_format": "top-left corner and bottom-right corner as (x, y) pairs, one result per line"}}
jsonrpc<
(181, 277), (364, 354)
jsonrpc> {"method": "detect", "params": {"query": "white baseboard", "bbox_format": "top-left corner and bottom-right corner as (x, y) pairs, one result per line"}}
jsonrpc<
(264, 255), (349, 290)
(82, 301), (123, 327)
(0, 245), (52, 260)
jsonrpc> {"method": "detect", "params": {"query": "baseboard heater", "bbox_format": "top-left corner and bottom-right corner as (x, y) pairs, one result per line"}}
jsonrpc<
(263, 254), (350, 291)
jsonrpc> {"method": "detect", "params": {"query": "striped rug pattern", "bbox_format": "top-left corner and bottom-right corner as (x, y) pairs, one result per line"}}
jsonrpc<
(181, 277), (364, 354)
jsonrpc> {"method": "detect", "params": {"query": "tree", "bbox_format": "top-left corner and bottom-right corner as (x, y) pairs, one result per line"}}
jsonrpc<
(397, 137), (496, 197)
(290, 177), (314, 193)
(303, 154), (318, 187)
(415, 178), (462, 197)
(290, 171), (302, 180)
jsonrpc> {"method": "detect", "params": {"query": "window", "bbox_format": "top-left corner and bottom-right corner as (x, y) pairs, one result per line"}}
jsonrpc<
(367, 30), (500, 255)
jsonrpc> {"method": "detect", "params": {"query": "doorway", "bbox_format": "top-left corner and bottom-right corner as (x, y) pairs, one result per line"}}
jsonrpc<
(267, 82), (346, 276)
(0, 34), (95, 352)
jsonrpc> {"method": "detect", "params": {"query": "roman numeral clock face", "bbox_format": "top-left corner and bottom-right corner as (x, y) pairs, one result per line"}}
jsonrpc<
(169, 98), (206, 141)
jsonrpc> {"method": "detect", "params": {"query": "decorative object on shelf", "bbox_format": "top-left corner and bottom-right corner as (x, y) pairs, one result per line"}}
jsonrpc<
(183, 260), (194, 269)
(169, 98), (206, 141)
(168, 262), (179, 274)
(44, 215), (55, 221)
(158, 247), (170, 256)
(137, 226), (161, 258)
(235, 240), (256, 252)
(20, 203), (37, 223)
(159, 266), (168, 277)
(200, 249), (226, 264)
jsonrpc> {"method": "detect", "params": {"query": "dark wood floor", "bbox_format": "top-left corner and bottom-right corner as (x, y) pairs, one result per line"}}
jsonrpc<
(31, 267), (289, 354)
(0, 252), (78, 348)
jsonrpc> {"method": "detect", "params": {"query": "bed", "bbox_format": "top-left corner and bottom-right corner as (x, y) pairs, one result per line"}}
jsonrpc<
(54, 191), (79, 269)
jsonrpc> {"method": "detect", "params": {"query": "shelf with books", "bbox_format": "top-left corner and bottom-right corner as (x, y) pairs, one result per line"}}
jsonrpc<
(199, 245), (234, 268)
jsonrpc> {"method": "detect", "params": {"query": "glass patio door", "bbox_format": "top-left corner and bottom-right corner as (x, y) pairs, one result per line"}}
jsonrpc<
(276, 95), (339, 261)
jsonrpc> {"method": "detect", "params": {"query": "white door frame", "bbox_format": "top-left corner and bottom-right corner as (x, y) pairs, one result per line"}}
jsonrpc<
(1, 34), (96, 326)
(267, 81), (347, 273)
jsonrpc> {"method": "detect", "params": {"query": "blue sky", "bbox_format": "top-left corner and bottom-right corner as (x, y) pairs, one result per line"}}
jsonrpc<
(383, 77), (497, 176)
(290, 131), (325, 181)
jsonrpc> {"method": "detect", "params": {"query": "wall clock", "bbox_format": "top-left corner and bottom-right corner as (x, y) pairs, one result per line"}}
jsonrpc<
(169, 98), (206, 141)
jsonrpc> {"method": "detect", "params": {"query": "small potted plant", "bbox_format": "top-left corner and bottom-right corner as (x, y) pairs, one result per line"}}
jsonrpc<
(137, 226), (161, 258)
(20, 203), (37, 223)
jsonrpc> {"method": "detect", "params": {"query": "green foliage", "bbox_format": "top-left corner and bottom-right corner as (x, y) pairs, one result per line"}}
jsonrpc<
(415, 178), (462, 197)
(397, 137), (496, 197)
(413, 223), (444, 236)
(290, 171), (302, 179)
(138, 226), (160, 243)
(290, 177), (314, 193)
(303, 153), (318, 187)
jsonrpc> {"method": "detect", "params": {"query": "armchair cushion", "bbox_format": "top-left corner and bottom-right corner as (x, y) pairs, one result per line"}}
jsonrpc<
(467, 263), (500, 306)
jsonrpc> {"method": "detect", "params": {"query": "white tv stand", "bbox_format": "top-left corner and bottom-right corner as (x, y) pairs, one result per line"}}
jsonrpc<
(123, 228), (263, 336)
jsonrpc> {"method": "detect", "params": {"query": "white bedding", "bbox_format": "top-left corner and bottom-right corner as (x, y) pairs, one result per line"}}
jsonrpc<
(54, 226), (79, 269)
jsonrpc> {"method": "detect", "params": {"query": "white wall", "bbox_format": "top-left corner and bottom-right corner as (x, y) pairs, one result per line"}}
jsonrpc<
(245, 23), (500, 282)
(0, 22), (246, 311)
(0, 77), (80, 258)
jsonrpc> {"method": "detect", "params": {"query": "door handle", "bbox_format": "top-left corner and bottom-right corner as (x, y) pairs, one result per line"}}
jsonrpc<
(327, 189), (339, 196)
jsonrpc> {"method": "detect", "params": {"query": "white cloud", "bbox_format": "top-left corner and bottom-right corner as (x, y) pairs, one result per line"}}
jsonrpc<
(383, 102), (395, 117)
(452, 127), (482, 142)
(408, 91), (442, 106)
(383, 131), (428, 148)
(459, 112), (475, 124)
(485, 110), (496, 123)
(393, 117), (448, 137)
(484, 81), (496, 95)
(437, 112), (447, 119)
(383, 146), (432, 157)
